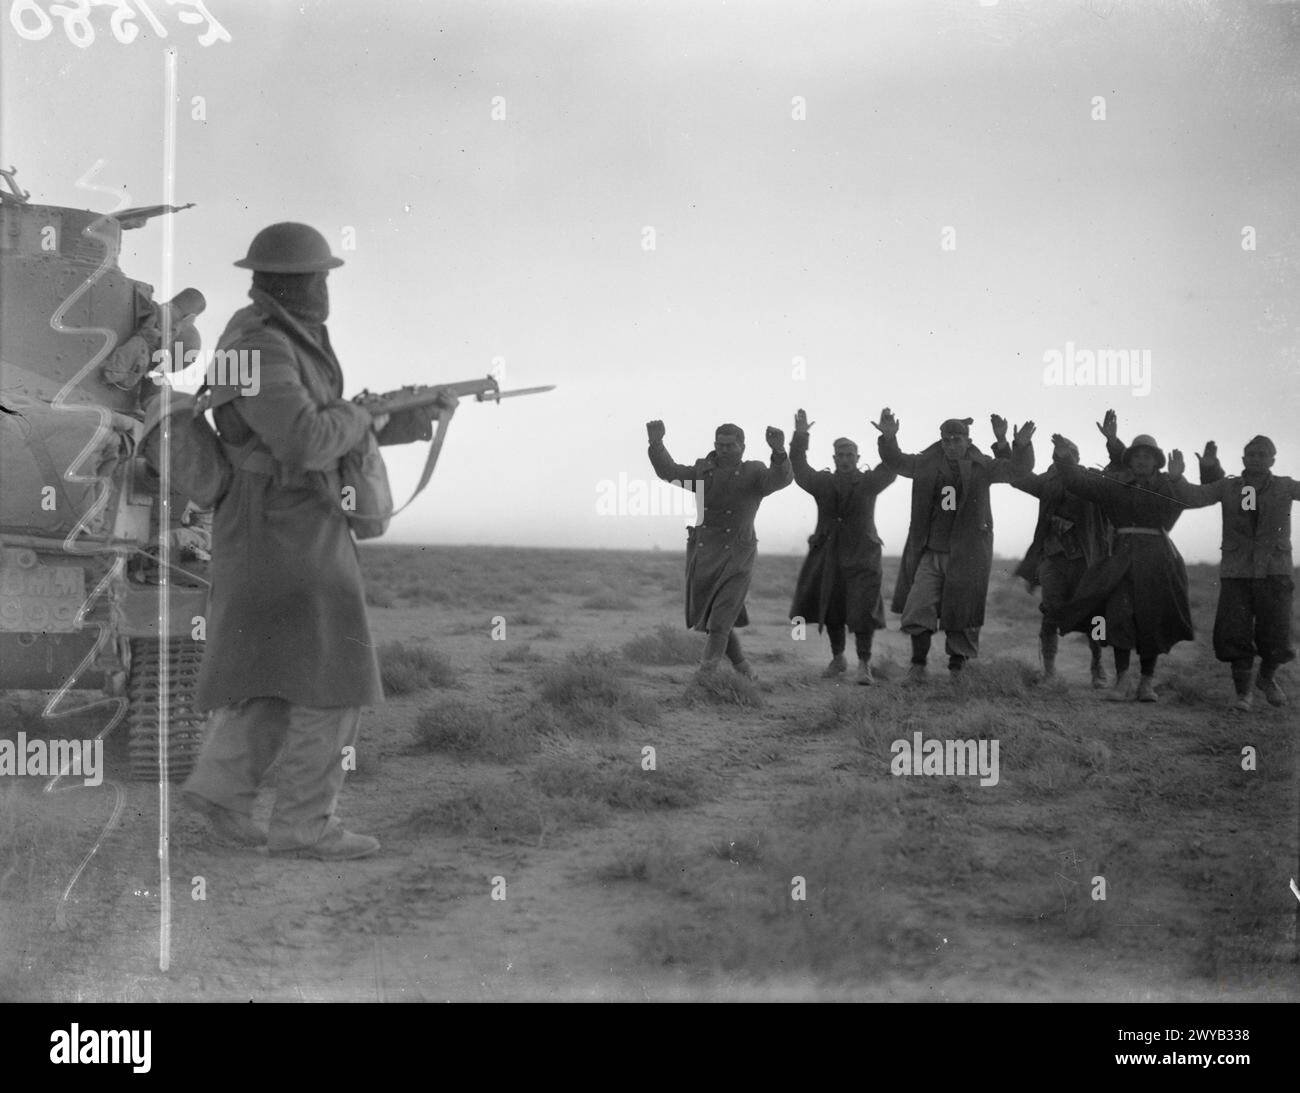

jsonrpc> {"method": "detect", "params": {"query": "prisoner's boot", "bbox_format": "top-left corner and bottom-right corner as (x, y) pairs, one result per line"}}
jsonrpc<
(734, 660), (759, 683)
(182, 791), (268, 848)
(1230, 661), (1254, 712)
(1039, 633), (1059, 680)
(1136, 675), (1158, 703)
(1256, 671), (1287, 708)
(696, 631), (730, 681)
(904, 663), (928, 686)
(822, 654), (848, 678)
(1090, 660), (1108, 689)
(948, 654), (967, 683)
(1103, 670), (1132, 702)
(693, 657), (725, 683)
(275, 828), (381, 861)
(857, 660), (875, 687)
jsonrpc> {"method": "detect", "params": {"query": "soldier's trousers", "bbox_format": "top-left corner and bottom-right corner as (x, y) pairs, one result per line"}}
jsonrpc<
(899, 549), (980, 659)
(184, 698), (361, 851)
(1037, 555), (1087, 637)
(827, 624), (874, 660)
(1213, 576), (1295, 667)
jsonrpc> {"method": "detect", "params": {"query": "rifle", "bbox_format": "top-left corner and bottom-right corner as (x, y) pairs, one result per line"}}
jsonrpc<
(351, 375), (555, 417)
(348, 375), (555, 523)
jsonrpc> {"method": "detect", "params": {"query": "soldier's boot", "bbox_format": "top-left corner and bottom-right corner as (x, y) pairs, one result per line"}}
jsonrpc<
(1136, 675), (1158, 703)
(904, 663), (928, 685)
(182, 790), (268, 848)
(822, 654), (848, 678)
(1256, 665), (1287, 707)
(1089, 643), (1108, 689)
(947, 654), (967, 686)
(1039, 631), (1059, 680)
(857, 660), (875, 686)
(1230, 659), (1255, 712)
(275, 828), (380, 861)
(733, 661), (759, 683)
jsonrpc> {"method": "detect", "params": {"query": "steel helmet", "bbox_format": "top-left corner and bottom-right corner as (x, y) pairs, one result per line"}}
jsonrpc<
(1124, 434), (1166, 469)
(234, 222), (344, 273)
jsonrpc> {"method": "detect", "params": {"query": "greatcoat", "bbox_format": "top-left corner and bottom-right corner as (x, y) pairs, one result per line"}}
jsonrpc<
(196, 288), (426, 711)
(879, 434), (1033, 631)
(1052, 464), (1194, 655)
(1009, 464), (1112, 588)
(788, 431), (896, 632)
(649, 440), (793, 632)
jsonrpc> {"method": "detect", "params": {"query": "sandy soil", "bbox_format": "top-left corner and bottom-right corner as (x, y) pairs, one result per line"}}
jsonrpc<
(2, 545), (1297, 1001)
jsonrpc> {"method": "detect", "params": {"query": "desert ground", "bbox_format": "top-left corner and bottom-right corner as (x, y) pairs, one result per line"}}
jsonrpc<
(2, 543), (1297, 1001)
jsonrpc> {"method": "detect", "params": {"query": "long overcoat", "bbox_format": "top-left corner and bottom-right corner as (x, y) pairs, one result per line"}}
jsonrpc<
(788, 431), (896, 631)
(196, 289), (424, 711)
(1052, 464), (1194, 655)
(649, 441), (792, 632)
(1010, 464), (1112, 587)
(879, 434), (1033, 630)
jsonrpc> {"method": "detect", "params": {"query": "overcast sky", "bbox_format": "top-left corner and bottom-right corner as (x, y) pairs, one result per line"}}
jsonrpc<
(4, 0), (1298, 564)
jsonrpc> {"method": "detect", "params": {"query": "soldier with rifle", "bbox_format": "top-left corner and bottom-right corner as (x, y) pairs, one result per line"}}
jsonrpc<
(183, 223), (452, 860)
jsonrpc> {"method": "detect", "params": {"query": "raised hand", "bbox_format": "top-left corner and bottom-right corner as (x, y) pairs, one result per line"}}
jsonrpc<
(1013, 420), (1036, 447)
(1096, 409), (1118, 440)
(872, 408), (899, 436)
(766, 426), (786, 451)
(1168, 449), (1186, 479)
(646, 419), (666, 444)
(1195, 440), (1219, 470)
(794, 408), (814, 433)
(990, 414), (1008, 442)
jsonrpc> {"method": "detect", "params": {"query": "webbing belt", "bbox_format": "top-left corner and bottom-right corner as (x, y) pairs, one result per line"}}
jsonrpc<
(226, 404), (455, 521)
(1115, 527), (1162, 535)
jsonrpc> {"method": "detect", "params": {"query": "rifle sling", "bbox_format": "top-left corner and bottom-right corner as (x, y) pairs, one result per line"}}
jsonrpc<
(387, 405), (455, 519)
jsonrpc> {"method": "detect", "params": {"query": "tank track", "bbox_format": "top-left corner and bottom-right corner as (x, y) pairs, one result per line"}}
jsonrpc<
(126, 637), (209, 781)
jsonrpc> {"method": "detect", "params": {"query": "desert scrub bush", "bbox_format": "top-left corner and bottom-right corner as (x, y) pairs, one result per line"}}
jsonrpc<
(945, 657), (1040, 699)
(580, 590), (638, 611)
(537, 649), (659, 735)
(631, 819), (924, 981)
(530, 757), (711, 810)
(685, 669), (763, 708)
(495, 642), (545, 664)
(410, 781), (607, 846)
(594, 832), (692, 889)
(379, 641), (456, 694)
(414, 699), (537, 762)
(790, 690), (867, 736)
(621, 624), (703, 666)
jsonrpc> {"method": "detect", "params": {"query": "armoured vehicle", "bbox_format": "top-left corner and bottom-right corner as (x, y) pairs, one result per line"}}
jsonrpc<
(0, 167), (209, 779)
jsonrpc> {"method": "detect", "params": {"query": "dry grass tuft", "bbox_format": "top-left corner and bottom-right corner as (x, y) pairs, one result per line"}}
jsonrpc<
(621, 624), (703, 666)
(414, 699), (538, 762)
(379, 641), (456, 694)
